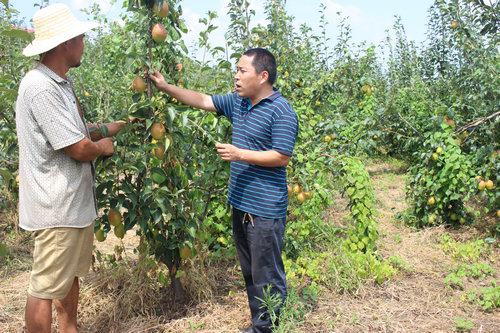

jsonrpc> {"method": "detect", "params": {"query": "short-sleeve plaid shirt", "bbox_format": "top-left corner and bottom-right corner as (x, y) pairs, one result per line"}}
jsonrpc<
(15, 62), (97, 231)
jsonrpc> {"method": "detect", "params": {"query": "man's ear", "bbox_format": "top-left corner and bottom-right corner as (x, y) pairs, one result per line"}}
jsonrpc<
(260, 70), (269, 84)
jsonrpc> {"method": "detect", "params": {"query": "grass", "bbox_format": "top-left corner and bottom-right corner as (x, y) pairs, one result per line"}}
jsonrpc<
(0, 187), (32, 278)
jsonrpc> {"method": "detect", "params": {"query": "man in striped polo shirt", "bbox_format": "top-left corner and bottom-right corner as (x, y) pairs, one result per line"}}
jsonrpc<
(149, 48), (298, 333)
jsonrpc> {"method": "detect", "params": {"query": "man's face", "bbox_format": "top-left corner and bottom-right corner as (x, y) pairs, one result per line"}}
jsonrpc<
(67, 34), (85, 68)
(235, 55), (264, 98)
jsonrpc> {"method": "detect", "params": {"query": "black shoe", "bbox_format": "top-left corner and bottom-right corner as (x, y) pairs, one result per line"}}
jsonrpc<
(239, 325), (254, 333)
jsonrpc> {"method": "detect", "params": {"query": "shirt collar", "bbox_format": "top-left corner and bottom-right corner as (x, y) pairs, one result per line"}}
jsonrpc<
(266, 88), (282, 102)
(34, 61), (73, 85)
(243, 88), (282, 110)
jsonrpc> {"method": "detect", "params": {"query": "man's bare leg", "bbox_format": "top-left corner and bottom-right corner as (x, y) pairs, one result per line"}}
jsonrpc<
(54, 277), (79, 333)
(25, 294), (52, 333)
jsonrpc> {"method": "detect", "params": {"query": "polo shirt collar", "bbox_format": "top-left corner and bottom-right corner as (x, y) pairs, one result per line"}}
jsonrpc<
(243, 88), (282, 110)
(266, 88), (282, 102)
(34, 62), (73, 85)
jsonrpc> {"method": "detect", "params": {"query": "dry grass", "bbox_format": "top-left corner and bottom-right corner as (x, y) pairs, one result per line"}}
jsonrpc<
(1, 160), (499, 332)
(76, 243), (254, 332)
(294, 161), (500, 333)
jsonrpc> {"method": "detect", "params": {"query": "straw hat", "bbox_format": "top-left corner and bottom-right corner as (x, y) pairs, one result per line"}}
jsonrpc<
(23, 3), (98, 57)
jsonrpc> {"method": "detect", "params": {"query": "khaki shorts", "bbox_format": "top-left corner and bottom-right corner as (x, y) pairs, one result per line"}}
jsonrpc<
(28, 224), (94, 300)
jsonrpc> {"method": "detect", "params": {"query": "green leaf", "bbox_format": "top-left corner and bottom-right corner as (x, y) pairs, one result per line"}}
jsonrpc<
(179, 40), (188, 54)
(151, 167), (167, 184)
(230, 52), (242, 59)
(100, 125), (109, 137)
(0, 167), (13, 182)
(167, 107), (176, 123)
(178, 19), (188, 33)
(156, 197), (170, 214)
(218, 60), (231, 69)
(167, 25), (181, 41)
(187, 226), (196, 238)
(164, 135), (171, 151)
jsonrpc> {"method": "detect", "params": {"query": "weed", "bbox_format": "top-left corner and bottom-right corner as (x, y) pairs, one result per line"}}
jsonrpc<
(256, 283), (312, 333)
(0, 187), (31, 277)
(444, 272), (465, 290)
(256, 285), (284, 331)
(455, 262), (496, 279)
(439, 234), (490, 262)
(444, 258), (496, 291)
(466, 280), (500, 312)
(392, 234), (402, 244)
(454, 317), (474, 332)
(388, 256), (413, 272)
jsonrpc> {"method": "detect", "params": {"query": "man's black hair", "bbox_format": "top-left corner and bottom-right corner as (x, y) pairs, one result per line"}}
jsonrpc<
(243, 48), (277, 85)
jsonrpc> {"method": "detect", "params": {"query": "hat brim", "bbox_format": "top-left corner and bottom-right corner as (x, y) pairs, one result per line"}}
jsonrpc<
(23, 21), (99, 57)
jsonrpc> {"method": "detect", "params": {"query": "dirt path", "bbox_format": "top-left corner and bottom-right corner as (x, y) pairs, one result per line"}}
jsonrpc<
(1, 161), (498, 332)
(299, 162), (500, 332)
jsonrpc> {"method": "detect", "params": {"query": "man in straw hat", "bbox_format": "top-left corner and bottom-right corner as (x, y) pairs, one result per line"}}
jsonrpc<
(16, 3), (124, 332)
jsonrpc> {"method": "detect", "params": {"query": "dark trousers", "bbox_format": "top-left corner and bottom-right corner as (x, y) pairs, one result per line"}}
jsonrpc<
(232, 208), (287, 333)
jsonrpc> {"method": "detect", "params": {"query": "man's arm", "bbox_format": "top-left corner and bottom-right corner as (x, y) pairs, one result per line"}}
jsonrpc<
(64, 137), (114, 162)
(148, 69), (217, 111)
(216, 143), (291, 167)
(88, 121), (125, 141)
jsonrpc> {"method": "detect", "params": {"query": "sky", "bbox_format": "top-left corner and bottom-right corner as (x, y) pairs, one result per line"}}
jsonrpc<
(8, 0), (437, 60)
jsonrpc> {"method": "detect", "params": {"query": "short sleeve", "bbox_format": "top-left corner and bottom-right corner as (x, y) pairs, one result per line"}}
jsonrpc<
(271, 110), (299, 156)
(30, 90), (85, 150)
(211, 93), (238, 123)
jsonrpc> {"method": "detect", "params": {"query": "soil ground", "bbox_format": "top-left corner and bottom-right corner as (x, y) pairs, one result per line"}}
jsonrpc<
(1, 161), (499, 332)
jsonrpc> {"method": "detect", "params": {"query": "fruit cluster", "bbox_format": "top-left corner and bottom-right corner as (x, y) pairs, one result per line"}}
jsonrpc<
(129, 1), (184, 95)
(477, 177), (495, 191)
(95, 208), (125, 241)
(151, 2), (168, 42)
(287, 183), (313, 203)
(361, 84), (374, 96)
(323, 133), (336, 143)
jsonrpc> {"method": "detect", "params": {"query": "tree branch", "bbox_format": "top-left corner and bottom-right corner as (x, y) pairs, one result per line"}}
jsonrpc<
(456, 111), (499, 136)
(398, 112), (421, 134)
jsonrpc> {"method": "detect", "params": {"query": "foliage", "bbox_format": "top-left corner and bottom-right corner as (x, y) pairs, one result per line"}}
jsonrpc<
(454, 317), (475, 332)
(387, 255), (413, 272)
(284, 244), (397, 294)
(258, 282), (316, 333)
(465, 281), (500, 312)
(444, 261), (497, 290)
(387, 0), (498, 229)
(225, 0), (254, 55)
(284, 180), (335, 259)
(255, 284), (283, 329)
(340, 156), (379, 253)
(406, 123), (475, 226)
(439, 234), (491, 262)
(0, 1), (33, 191)
(453, 262), (496, 279)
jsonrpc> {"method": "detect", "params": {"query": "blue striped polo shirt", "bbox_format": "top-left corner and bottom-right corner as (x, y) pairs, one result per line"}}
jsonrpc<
(212, 89), (299, 218)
